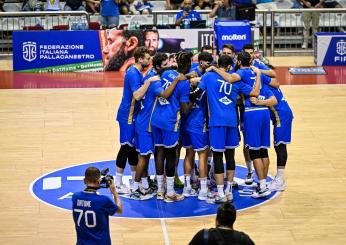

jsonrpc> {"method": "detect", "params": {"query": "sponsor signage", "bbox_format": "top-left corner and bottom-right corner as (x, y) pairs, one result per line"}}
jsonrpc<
(315, 32), (346, 66)
(214, 20), (251, 52)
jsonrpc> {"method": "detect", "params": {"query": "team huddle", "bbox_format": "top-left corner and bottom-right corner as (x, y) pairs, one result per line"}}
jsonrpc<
(114, 43), (293, 204)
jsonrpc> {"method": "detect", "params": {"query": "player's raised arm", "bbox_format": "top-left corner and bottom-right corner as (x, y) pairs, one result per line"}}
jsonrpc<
(159, 74), (186, 99)
(206, 65), (241, 84)
(133, 76), (160, 101)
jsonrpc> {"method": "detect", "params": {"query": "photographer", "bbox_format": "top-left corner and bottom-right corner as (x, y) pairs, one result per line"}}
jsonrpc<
(72, 167), (122, 245)
(175, 0), (201, 28)
(189, 202), (255, 245)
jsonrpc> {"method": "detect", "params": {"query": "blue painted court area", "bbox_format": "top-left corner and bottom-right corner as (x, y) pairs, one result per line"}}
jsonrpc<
(30, 160), (279, 219)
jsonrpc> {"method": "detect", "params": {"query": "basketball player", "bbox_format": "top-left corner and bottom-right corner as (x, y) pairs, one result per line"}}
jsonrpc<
(181, 52), (213, 200)
(241, 44), (276, 185)
(151, 51), (193, 202)
(191, 55), (261, 203)
(115, 47), (159, 194)
(262, 77), (293, 191)
(235, 52), (277, 198)
(130, 53), (187, 200)
(72, 167), (122, 245)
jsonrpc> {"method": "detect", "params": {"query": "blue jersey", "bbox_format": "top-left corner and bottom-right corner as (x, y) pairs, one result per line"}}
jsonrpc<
(189, 64), (203, 77)
(262, 78), (294, 126)
(101, 0), (119, 16)
(136, 68), (163, 133)
(198, 71), (253, 127)
(189, 62), (199, 72)
(176, 10), (201, 24)
(72, 191), (118, 245)
(236, 68), (274, 108)
(151, 70), (190, 132)
(253, 59), (269, 70)
(184, 90), (208, 134)
(116, 65), (143, 124)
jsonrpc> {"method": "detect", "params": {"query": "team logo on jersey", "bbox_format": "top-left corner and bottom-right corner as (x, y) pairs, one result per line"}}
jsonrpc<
(219, 96), (232, 105)
(158, 97), (170, 105)
(30, 160), (279, 219)
(336, 40), (346, 56)
(23, 41), (37, 62)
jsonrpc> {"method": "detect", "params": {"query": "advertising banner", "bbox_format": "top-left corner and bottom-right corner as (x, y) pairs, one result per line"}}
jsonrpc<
(13, 30), (104, 72)
(315, 32), (346, 66)
(213, 20), (251, 52)
(13, 27), (258, 72)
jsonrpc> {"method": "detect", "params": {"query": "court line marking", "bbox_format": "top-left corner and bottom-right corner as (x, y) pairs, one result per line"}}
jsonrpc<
(160, 218), (170, 245)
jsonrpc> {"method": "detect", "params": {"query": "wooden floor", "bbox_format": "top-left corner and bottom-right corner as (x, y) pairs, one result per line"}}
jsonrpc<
(1, 63), (346, 244)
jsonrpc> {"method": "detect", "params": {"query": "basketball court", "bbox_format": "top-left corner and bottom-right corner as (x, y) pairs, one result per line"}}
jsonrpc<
(1, 58), (346, 244)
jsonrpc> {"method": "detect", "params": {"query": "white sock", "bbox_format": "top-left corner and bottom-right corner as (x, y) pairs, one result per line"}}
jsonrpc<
(132, 181), (139, 191)
(184, 175), (191, 188)
(141, 177), (149, 189)
(277, 169), (285, 179)
(166, 176), (175, 196)
(217, 185), (225, 198)
(157, 175), (164, 192)
(259, 179), (266, 190)
(131, 171), (136, 182)
(115, 173), (123, 186)
(246, 160), (253, 173)
(225, 181), (232, 193)
(200, 178), (207, 192)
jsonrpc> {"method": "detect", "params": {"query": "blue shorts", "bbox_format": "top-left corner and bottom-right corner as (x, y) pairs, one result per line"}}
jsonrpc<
(244, 107), (270, 149)
(151, 125), (179, 148)
(209, 126), (240, 152)
(135, 132), (154, 155)
(182, 130), (209, 151)
(119, 122), (135, 146)
(273, 121), (292, 146)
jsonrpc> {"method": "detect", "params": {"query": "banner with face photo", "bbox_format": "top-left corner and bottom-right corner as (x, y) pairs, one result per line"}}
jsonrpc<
(13, 27), (258, 72)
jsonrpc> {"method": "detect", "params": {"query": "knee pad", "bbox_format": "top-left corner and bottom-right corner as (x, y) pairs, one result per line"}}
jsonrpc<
(165, 146), (177, 177)
(260, 148), (268, 158)
(225, 149), (235, 171)
(249, 149), (261, 160)
(275, 144), (287, 167)
(128, 146), (138, 166)
(213, 151), (224, 174)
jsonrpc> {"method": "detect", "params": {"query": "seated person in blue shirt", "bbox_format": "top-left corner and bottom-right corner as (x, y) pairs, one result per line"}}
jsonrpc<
(175, 0), (202, 27)
(209, 0), (236, 19)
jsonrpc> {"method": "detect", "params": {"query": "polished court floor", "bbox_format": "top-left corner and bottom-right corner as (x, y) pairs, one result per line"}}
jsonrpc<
(0, 63), (346, 244)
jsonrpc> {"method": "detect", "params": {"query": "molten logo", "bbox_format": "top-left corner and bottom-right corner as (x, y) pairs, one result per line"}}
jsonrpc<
(23, 42), (37, 62)
(221, 34), (246, 41)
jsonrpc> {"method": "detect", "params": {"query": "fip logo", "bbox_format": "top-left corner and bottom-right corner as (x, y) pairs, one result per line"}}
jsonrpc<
(23, 41), (37, 62)
(336, 40), (346, 56)
(30, 159), (279, 219)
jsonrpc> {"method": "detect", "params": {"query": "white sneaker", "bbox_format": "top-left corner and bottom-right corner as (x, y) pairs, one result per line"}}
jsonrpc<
(245, 172), (254, 185)
(197, 190), (208, 201)
(302, 42), (308, 49)
(116, 184), (130, 194)
(206, 194), (228, 204)
(225, 190), (233, 202)
(268, 177), (285, 191)
(183, 186), (197, 197)
(251, 187), (271, 198)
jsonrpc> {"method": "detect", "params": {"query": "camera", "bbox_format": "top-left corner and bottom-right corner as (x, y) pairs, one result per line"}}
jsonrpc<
(100, 168), (114, 188)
